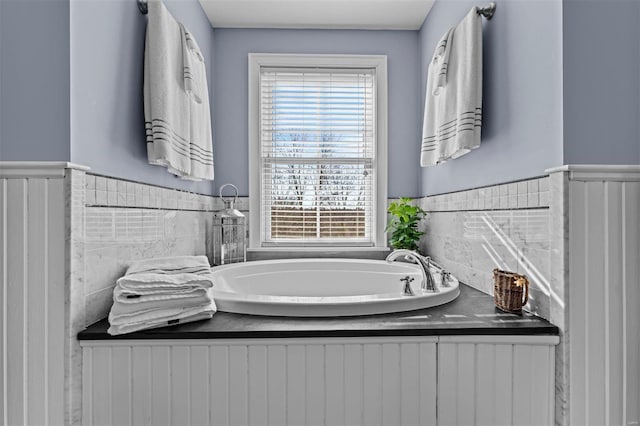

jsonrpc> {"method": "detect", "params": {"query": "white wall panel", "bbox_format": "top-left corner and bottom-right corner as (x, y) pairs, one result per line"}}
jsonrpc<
(81, 336), (557, 426)
(566, 169), (640, 426)
(437, 339), (556, 426)
(81, 337), (439, 426)
(624, 181), (640, 425)
(0, 170), (67, 426)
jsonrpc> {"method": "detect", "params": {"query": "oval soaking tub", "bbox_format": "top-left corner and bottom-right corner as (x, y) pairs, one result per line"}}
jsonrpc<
(209, 258), (460, 317)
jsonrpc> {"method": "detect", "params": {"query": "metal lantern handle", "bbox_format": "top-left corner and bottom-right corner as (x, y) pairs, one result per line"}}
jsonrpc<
(219, 183), (239, 208)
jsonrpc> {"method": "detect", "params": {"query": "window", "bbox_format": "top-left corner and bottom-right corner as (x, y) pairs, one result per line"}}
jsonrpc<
(249, 54), (387, 249)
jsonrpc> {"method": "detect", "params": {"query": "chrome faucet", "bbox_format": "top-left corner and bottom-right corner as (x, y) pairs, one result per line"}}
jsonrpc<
(386, 249), (438, 292)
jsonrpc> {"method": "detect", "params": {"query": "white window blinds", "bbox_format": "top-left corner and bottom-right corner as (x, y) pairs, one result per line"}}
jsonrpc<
(259, 67), (377, 246)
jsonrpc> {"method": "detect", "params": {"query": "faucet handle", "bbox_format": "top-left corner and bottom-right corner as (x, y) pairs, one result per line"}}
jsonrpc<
(441, 271), (451, 287)
(400, 275), (416, 296)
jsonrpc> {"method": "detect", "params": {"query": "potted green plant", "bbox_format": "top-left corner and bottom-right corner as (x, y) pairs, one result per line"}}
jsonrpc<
(386, 197), (427, 252)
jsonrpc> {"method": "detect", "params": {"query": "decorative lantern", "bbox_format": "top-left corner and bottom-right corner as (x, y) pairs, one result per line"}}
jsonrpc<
(213, 184), (246, 265)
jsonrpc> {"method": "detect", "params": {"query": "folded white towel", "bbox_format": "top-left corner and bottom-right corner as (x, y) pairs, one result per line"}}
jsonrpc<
(110, 291), (212, 317)
(109, 300), (215, 326)
(114, 284), (208, 303)
(107, 305), (216, 336)
(117, 272), (214, 293)
(114, 281), (211, 302)
(125, 255), (211, 276)
(179, 23), (214, 181)
(107, 255), (217, 335)
(421, 7), (483, 167)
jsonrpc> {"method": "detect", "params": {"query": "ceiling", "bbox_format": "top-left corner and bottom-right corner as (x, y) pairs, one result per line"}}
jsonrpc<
(198, 0), (435, 30)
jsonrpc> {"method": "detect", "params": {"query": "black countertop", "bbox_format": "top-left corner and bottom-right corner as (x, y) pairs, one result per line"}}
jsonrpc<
(78, 284), (559, 340)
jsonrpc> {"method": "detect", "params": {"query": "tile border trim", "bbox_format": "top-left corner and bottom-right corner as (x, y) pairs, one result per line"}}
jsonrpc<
(420, 176), (551, 212)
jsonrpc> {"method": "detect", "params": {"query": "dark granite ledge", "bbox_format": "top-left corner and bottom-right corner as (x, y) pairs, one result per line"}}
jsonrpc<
(78, 284), (559, 341)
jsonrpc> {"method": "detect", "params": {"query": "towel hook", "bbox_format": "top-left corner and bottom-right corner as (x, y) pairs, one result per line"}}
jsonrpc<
(477, 2), (496, 20)
(137, 0), (148, 15)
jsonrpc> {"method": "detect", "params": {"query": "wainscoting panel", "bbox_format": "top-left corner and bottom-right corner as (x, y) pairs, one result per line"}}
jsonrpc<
(436, 336), (557, 426)
(566, 167), (640, 426)
(81, 336), (559, 426)
(0, 167), (68, 426)
(81, 337), (439, 426)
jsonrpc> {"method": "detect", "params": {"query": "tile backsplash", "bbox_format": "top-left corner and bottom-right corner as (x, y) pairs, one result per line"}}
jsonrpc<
(79, 173), (552, 323)
(83, 208), (214, 325)
(419, 176), (551, 319)
(81, 174), (224, 326)
(85, 173), (221, 211)
(421, 176), (550, 212)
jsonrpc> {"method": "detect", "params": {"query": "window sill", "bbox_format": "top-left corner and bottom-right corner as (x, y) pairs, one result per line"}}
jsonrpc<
(246, 246), (391, 261)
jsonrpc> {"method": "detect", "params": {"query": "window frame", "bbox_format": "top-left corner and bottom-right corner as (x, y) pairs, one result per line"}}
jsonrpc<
(248, 53), (388, 250)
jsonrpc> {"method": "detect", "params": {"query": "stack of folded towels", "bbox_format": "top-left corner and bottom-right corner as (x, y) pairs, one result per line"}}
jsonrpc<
(108, 256), (216, 335)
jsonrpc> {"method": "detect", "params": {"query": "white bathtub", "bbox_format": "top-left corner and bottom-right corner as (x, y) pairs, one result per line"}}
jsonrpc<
(210, 258), (460, 316)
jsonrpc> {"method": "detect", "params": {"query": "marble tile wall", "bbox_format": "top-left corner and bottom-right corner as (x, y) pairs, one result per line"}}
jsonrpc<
(81, 174), (230, 326)
(85, 174), (222, 211)
(421, 176), (550, 212)
(419, 176), (551, 320)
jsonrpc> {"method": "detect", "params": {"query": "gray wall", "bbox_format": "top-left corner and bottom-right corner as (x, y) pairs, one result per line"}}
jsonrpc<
(70, 0), (216, 195)
(562, 0), (640, 165)
(213, 28), (422, 197)
(3, 0), (639, 196)
(418, 0), (564, 197)
(0, 0), (71, 161)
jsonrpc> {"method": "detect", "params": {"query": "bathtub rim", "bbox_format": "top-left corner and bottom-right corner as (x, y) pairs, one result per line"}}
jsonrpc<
(209, 258), (461, 317)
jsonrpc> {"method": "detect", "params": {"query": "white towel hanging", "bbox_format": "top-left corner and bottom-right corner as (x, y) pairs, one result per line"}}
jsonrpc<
(143, 0), (214, 180)
(421, 7), (483, 167)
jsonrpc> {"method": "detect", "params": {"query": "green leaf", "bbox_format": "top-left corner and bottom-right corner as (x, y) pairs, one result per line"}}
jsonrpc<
(386, 197), (427, 250)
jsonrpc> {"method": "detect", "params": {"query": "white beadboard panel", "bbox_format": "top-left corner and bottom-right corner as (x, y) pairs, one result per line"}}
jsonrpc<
(0, 179), (4, 426)
(81, 337), (439, 426)
(325, 344), (345, 425)
(210, 346), (229, 426)
(287, 344), (307, 425)
(624, 181), (640, 426)
(131, 346), (152, 425)
(171, 345), (192, 426)
(247, 345), (267, 426)
(418, 342), (438, 424)
(0, 174), (67, 426)
(5, 178), (27, 426)
(91, 347), (113, 426)
(306, 344), (325, 425)
(151, 346), (171, 426)
(266, 345), (286, 425)
(362, 343), (383, 426)
(190, 346), (210, 425)
(381, 343), (401, 426)
(228, 345), (248, 425)
(399, 343), (419, 426)
(567, 173), (640, 426)
(344, 344), (364, 425)
(437, 341), (556, 426)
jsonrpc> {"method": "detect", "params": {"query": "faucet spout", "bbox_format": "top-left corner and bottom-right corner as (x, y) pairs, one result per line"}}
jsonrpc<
(386, 249), (438, 292)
